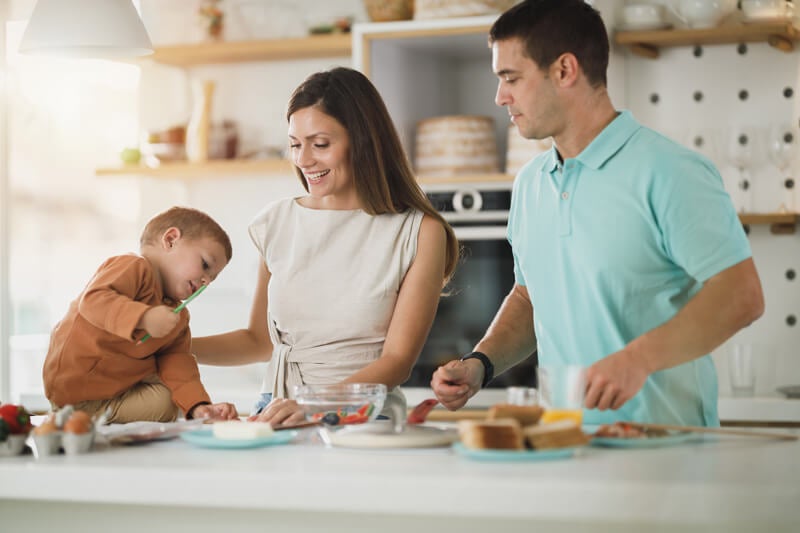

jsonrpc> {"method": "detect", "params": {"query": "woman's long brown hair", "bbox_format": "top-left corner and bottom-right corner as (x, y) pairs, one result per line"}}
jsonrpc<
(286, 67), (459, 286)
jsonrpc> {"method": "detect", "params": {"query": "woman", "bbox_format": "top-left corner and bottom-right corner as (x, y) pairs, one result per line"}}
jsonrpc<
(192, 67), (459, 425)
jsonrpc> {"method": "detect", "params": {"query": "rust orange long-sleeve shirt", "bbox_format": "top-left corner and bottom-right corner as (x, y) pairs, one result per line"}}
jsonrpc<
(43, 254), (211, 414)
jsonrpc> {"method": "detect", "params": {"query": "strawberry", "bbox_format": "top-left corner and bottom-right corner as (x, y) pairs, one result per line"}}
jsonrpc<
(0, 404), (33, 434)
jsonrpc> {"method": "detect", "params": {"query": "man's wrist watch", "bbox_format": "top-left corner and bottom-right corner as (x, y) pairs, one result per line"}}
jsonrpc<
(460, 351), (494, 388)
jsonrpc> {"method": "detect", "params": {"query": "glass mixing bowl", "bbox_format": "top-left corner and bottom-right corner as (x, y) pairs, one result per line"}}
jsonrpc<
(291, 383), (387, 426)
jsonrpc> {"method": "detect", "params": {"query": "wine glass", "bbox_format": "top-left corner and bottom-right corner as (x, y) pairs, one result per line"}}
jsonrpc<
(726, 126), (757, 213)
(767, 123), (798, 213)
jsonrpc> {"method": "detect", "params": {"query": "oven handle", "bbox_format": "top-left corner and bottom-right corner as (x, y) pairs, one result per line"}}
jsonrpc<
(452, 226), (509, 240)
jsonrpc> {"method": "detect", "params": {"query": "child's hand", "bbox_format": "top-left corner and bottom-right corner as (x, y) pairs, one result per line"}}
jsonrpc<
(192, 402), (238, 421)
(137, 305), (181, 339)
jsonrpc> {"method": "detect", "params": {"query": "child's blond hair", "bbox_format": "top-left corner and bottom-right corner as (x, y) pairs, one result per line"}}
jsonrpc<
(140, 206), (232, 262)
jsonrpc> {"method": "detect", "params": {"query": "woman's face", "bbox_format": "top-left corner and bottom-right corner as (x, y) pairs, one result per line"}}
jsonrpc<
(288, 106), (357, 209)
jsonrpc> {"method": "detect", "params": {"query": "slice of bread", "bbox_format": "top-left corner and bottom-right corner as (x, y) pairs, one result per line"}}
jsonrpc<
(523, 420), (590, 450)
(487, 403), (544, 426)
(458, 419), (524, 450)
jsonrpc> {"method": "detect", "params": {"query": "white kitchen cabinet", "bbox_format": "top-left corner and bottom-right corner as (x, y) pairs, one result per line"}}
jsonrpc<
(353, 16), (511, 174)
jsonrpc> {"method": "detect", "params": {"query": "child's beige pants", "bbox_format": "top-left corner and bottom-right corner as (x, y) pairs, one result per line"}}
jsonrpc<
(55, 375), (179, 423)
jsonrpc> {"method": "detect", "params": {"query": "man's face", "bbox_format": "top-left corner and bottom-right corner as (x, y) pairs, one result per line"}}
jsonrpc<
(493, 37), (560, 141)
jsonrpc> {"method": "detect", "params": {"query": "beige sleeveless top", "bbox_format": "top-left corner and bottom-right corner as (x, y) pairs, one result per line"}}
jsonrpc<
(248, 197), (423, 413)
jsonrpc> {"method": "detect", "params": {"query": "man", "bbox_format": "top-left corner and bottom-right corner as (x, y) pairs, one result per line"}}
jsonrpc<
(430, 0), (764, 426)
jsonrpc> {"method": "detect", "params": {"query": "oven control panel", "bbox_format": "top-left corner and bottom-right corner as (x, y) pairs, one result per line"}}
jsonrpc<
(423, 182), (511, 226)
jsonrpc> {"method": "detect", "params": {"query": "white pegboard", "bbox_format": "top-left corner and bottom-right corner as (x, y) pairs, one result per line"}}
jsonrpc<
(617, 39), (800, 396)
(623, 41), (799, 213)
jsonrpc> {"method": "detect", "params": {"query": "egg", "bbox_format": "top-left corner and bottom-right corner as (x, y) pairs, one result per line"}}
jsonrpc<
(33, 419), (58, 435)
(63, 411), (92, 434)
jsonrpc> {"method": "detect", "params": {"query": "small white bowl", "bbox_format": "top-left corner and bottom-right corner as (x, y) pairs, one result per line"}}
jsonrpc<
(0, 434), (28, 456)
(741, 0), (793, 21)
(62, 431), (95, 455)
(32, 431), (63, 458)
(621, 4), (667, 28)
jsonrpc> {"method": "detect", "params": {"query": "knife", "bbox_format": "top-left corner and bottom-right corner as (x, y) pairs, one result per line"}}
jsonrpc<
(624, 421), (798, 441)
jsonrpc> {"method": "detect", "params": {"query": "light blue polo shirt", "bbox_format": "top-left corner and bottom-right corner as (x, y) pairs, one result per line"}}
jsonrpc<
(508, 111), (751, 426)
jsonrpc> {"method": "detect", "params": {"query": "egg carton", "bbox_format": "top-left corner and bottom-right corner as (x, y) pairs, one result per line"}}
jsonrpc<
(29, 405), (99, 458)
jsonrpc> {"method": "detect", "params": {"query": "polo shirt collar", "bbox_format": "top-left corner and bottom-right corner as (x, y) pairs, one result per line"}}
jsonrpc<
(576, 110), (639, 170)
(542, 110), (640, 173)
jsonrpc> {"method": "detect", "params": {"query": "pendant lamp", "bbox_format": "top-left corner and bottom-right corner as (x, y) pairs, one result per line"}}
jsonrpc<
(19, 0), (153, 59)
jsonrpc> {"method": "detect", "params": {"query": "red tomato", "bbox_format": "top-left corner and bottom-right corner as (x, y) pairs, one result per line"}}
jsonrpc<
(0, 404), (33, 434)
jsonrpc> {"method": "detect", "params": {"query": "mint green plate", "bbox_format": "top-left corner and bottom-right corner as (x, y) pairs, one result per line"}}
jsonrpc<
(452, 442), (577, 462)
(180, 429), (297, 449)
(591, 431), (694, 448)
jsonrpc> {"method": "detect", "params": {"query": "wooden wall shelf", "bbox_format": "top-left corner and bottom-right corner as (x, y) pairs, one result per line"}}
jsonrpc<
(97, 161), (514, 185)
(96, 158), (293, 179)
(614, 18), (800, 59)
(150, 34), (352, 66)
(739, 213), (799, 234)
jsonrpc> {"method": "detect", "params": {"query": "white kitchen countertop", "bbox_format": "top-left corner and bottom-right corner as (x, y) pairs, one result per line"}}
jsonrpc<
(1, 425), (798, 533)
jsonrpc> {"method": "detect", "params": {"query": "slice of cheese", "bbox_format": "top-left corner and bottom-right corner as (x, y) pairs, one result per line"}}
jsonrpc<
(212, 421), (274, 440)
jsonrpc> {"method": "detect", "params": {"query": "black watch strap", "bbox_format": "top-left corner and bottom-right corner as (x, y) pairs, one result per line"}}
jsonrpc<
(461, 351), (494, 388)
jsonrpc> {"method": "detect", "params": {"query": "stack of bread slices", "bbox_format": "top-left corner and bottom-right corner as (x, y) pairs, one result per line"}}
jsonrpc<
(458, 404), (590, 451)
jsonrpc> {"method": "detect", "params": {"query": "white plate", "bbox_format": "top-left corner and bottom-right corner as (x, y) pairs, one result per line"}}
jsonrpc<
(616, 22), (672, 32)
(324, 421), (457, 449)
(99, 420), (204, 445)
(776, 385), (800, 399)
(180, 429), (297, 449)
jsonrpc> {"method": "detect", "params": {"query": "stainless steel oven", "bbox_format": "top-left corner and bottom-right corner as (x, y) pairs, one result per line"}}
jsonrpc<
(402, 181), (538, 393)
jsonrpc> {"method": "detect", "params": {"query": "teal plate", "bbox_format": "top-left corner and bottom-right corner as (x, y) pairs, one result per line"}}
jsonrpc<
(180, 429), (297, 449)
(591, 431), (694, 448)
(452, 442), (577, 462)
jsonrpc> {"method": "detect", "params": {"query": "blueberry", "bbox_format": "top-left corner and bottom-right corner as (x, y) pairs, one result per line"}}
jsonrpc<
(322, 413), (340, 425)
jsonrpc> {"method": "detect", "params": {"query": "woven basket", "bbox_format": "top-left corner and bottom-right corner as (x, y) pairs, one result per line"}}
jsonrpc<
(363, 0), (414, 22)
(415, 115), (499, 177)
(414, 0), (518, 20)
(505, 125), (552, 175)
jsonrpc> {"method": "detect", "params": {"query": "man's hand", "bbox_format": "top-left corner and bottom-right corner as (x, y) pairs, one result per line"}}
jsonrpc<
(137, 305), (180, 339)
(191, 402), (238, 421)
(430, 358), (484, 410)
(584, 349), (651, 411)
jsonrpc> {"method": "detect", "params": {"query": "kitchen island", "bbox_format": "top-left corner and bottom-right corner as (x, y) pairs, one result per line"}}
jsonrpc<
(1, 426), (798, 533)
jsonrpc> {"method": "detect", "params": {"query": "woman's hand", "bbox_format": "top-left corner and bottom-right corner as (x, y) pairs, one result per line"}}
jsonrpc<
(247, 397), (306, 426)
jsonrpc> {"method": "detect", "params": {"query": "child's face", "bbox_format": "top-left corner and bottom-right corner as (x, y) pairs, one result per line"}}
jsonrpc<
(160, 232), (228, 301)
